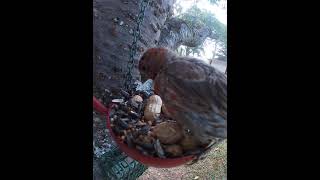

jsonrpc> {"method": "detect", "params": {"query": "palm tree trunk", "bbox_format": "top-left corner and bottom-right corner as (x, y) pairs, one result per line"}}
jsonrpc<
(94, 0), (176, 91)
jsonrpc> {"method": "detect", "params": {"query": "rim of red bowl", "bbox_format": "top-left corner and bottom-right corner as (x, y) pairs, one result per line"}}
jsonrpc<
(93, 96), (195, 168)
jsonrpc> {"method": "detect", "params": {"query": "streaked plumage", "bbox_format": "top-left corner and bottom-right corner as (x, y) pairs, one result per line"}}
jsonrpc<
(139, 48), (227, 145)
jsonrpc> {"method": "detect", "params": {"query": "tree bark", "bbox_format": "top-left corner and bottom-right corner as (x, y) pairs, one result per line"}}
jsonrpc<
(94, 0), (176, 90)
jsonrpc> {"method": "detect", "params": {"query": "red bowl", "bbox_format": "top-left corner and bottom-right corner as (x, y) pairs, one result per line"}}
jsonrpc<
(93, 96), (195, 168)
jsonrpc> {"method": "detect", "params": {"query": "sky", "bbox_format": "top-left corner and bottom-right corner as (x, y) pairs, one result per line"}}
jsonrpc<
(176, 0), (227, 25)
(174, 0), (227, 61)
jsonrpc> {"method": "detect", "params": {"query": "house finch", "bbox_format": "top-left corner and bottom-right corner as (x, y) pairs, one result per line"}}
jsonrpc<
(139, 48), (227, 146)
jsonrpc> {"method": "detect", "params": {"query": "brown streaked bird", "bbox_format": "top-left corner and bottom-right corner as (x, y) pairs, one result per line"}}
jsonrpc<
(139, 48), (227, 146)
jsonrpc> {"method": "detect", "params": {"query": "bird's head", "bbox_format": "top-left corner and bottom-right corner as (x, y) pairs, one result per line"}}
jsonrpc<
(138, 47), (176, 82)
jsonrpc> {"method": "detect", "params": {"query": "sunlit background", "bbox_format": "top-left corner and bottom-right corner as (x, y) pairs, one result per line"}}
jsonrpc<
(173, 0), (227, 72)
(174, 0), (226, 25)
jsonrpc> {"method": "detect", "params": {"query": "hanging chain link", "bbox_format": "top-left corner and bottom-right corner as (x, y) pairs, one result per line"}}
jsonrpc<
(124, 0), (151, 91)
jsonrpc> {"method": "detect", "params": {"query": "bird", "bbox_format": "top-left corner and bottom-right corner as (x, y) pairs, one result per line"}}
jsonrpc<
(138, 47), (227, 147)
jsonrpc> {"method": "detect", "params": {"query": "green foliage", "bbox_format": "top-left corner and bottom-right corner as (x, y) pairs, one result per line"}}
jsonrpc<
(178, 5), (226, 44)
(218, 44), (226, 56)
(208, 0), (220, 5)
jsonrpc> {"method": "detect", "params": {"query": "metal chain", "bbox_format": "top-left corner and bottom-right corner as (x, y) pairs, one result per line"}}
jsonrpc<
(124, 0), (151, 90)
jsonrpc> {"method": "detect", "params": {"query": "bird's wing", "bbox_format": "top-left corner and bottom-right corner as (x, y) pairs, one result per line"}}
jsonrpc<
(154, 59), (227, 141)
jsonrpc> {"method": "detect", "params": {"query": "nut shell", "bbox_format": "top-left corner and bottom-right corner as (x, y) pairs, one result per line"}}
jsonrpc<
(152, 121), (183, 144)
(144, 95), (162, 122)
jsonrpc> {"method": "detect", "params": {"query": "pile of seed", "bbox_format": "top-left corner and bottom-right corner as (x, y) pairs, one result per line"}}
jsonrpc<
(109, 89), (208, 159)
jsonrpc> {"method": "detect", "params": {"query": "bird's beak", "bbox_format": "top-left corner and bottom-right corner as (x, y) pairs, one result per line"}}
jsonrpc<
(140, 72), (148, 83)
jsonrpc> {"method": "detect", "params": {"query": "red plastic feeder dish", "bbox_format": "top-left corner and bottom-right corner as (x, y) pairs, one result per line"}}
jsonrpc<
(93, 96), (196, 168)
